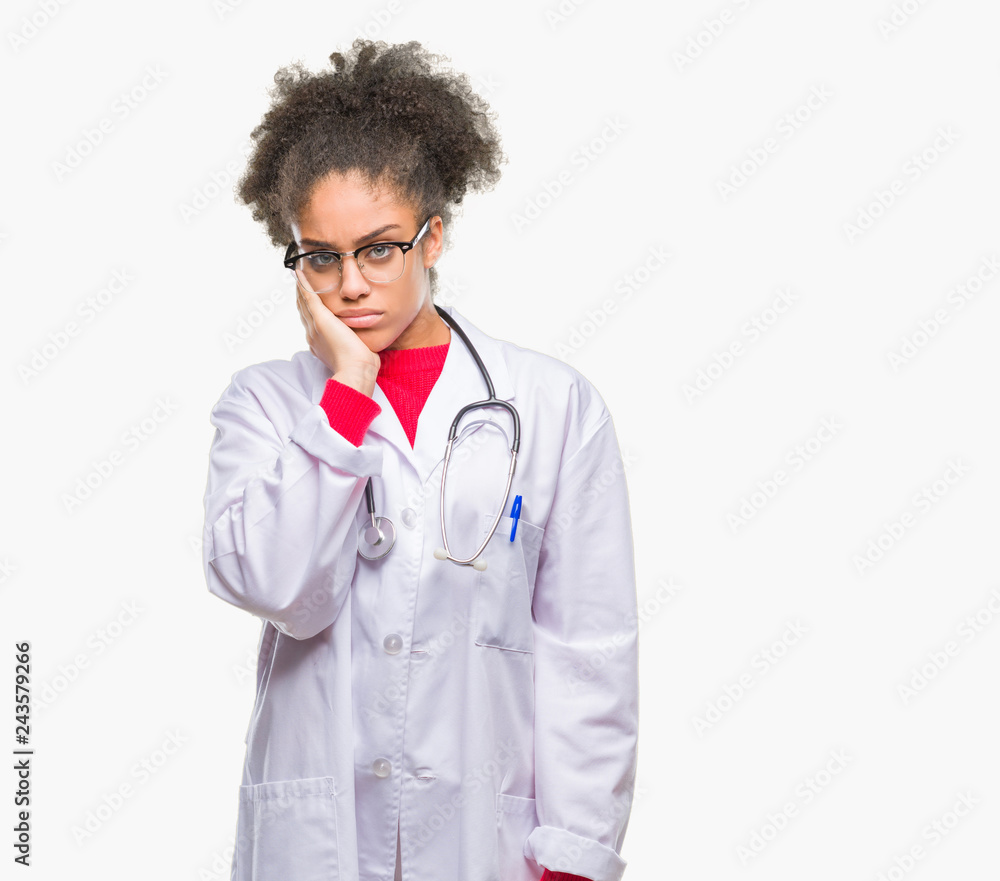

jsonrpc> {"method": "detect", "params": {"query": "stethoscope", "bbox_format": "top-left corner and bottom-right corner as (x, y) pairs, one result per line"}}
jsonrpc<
(357, 305), (520, 571)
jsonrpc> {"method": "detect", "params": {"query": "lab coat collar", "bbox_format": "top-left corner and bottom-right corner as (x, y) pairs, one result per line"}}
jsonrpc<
(366, 304), (515, 483)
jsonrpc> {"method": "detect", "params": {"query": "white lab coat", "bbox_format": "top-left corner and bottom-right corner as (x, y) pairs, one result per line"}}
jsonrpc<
(202, 304), (639, 881)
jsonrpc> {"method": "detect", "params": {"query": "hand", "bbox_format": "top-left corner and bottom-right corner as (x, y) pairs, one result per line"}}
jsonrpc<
(295, 284), (380, 394)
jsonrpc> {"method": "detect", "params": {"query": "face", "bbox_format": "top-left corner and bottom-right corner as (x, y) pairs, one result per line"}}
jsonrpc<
(290, 170), (445, 352)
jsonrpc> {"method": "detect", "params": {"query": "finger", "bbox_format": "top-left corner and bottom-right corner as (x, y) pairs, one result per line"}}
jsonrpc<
(295, 288), (316, 335)
(298, 281), (323, 318)
(300, 282), (339, 326)
(302, 289), (344, 345)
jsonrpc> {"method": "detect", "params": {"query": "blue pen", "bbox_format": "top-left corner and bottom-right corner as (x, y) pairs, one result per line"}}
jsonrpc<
(508, 495), (522, 541)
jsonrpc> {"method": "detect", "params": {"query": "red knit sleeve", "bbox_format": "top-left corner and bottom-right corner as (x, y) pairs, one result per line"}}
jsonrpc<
(318, 377), (382, 447)
(540, 869), (594, 881)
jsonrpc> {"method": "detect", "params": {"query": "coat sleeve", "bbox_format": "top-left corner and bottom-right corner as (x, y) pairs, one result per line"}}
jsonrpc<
(525, 411), (639, 881)
(202, 369), (382, 640)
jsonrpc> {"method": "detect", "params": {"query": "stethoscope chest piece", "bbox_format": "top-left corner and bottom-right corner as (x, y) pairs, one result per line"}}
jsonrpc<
(358, 479), (396, 560)
(359, 515), (395, 560)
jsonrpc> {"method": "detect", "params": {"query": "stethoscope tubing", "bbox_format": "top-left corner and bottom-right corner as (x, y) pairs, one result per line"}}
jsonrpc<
(357, 306), (520, 566)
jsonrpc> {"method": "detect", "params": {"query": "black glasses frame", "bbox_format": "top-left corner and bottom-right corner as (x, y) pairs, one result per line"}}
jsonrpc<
(283, 216), (434, 283)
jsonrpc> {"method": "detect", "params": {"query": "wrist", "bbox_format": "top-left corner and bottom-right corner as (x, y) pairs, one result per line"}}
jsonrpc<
(334, 362), (378, 397)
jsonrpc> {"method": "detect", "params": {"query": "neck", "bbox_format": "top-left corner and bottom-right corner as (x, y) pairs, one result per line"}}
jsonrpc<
(386, 303), (451, 350)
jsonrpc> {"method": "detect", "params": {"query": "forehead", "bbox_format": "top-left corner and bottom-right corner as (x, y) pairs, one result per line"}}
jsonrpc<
(295, 171), (417, 244)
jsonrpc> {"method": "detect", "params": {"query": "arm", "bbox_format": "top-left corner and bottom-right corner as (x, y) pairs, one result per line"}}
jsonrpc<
(527, 413), (639, 881)
(202, 370), (382, 640)
(320, 376), (383, 446)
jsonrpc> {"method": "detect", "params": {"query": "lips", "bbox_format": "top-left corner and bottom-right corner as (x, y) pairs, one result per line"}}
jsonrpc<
(337, 311), (383, 328)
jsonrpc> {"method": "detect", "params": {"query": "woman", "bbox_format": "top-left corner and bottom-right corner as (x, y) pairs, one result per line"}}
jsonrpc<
(202, 39), (639, 881)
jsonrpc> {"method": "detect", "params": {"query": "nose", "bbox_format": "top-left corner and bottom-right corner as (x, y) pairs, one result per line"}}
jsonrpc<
(338, 254), (370, 299)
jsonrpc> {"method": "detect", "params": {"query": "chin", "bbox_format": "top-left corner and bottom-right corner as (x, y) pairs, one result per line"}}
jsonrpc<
(356, 327), (397, 353)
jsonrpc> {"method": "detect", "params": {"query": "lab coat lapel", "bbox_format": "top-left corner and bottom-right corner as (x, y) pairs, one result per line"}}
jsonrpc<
(410, 305), (515, 486)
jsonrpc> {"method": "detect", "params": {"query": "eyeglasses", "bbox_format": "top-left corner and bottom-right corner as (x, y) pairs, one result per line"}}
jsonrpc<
(283, 217), (433, 294)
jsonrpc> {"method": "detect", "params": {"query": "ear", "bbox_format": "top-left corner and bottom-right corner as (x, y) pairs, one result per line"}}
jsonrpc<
(421, 215), (444, 269)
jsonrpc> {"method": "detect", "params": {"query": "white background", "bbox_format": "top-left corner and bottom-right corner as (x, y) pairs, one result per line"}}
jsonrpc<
(2, 0), (999, 878)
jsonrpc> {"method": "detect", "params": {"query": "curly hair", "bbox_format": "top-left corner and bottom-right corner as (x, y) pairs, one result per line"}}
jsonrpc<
(236, 38), (506, 298)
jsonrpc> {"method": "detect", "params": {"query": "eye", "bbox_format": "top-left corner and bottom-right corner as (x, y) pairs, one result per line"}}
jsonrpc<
(362, 243), (396, 262)
(306, 252), (339, 271)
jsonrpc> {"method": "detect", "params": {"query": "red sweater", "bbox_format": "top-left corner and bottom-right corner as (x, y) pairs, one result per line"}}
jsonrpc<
(318, 342), (594, 881)
(319, 342), (451, 446)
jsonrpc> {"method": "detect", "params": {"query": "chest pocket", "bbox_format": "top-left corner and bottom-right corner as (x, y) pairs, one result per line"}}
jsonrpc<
(473, 511), (544, 653)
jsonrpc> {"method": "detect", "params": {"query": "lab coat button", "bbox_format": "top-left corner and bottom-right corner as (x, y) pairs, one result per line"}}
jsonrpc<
(383, 633), (403, 654)
(401, 507), (417, 528)
(372, 758), (391, 778)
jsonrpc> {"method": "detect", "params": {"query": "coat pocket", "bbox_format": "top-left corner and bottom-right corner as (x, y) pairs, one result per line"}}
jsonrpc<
(496, 793), (542, 881)
(234, 776), (339, 881)
(473, 512), (544, 654)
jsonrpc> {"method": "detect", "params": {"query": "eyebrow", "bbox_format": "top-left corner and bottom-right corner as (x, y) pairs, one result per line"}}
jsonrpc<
(299, 223), (402, 249)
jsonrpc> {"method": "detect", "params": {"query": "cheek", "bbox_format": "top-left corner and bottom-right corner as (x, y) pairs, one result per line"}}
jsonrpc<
(397, 282), (426, 314)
